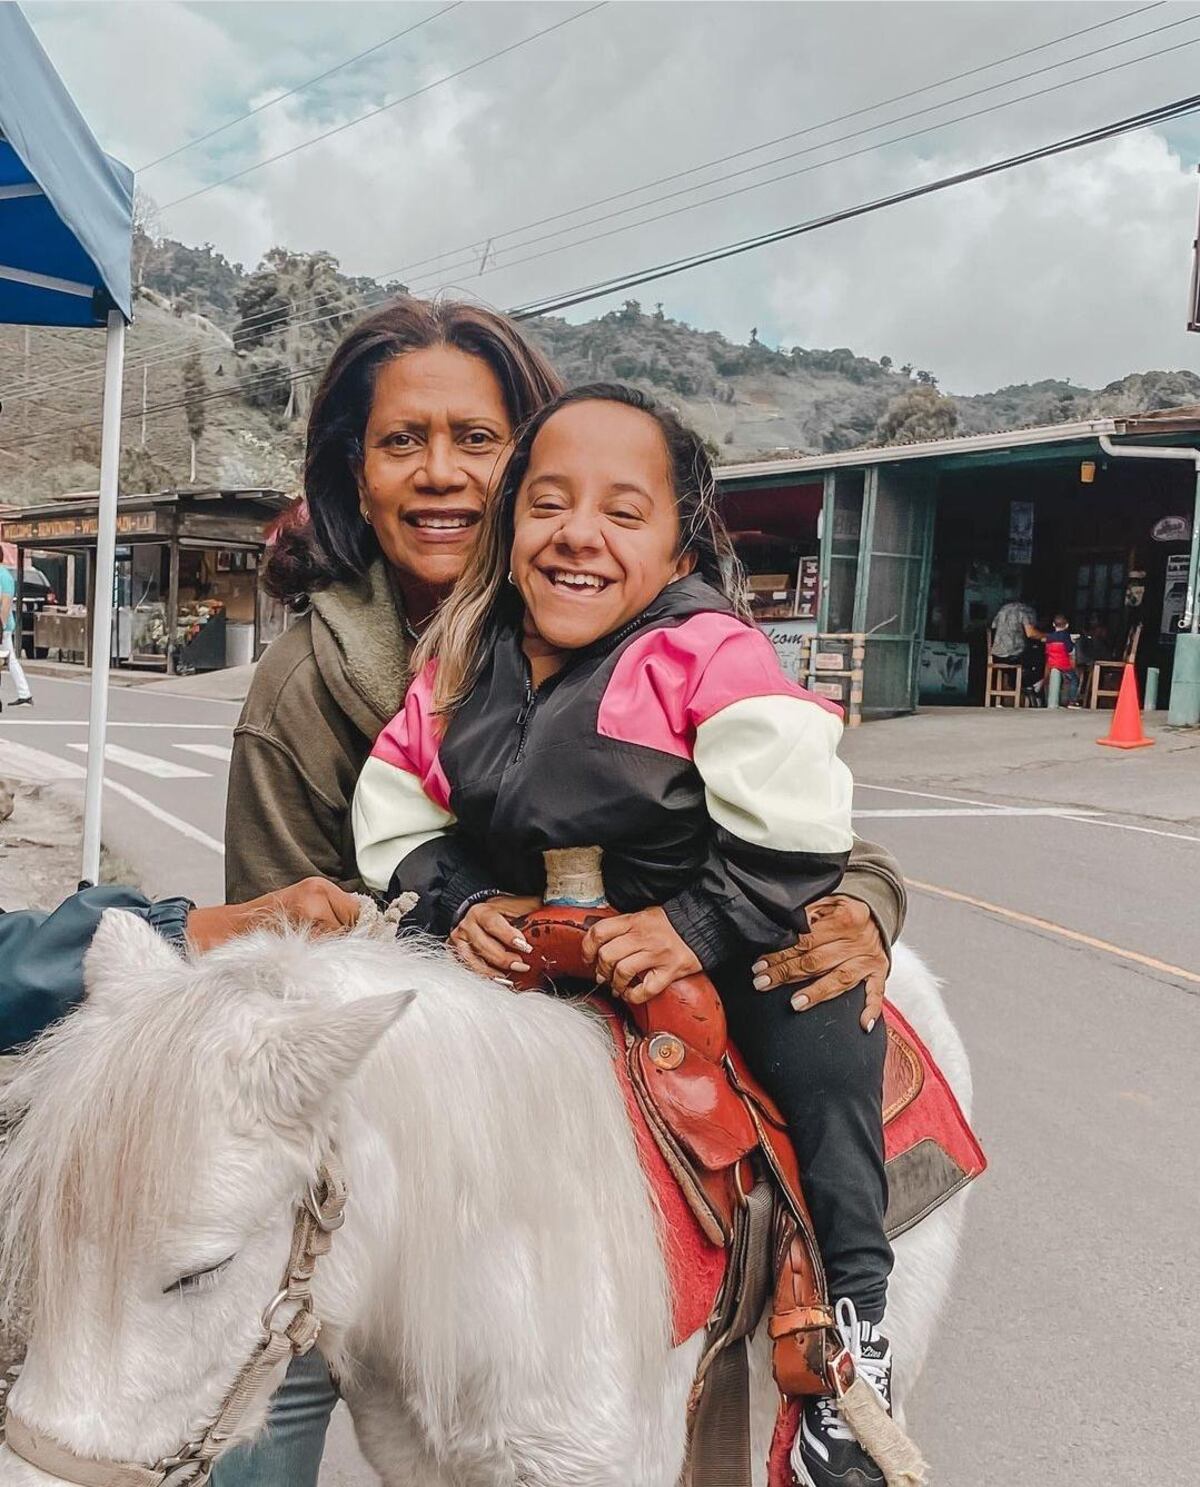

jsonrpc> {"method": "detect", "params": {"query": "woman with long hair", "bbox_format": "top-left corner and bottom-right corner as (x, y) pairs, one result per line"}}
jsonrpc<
(220, 304), (908, 1487)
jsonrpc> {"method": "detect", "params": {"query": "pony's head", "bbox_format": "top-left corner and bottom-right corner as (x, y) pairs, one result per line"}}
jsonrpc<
(0, 910), (409, 1479)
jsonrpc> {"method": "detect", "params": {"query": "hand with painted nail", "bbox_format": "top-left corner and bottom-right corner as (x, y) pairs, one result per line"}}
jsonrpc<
(449, 895), (542, 980)
(750, 895), (888, 1033)
(581, 906), (702, 1005)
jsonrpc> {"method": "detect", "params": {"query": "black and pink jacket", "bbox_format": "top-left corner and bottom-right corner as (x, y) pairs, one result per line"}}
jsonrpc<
(352, 575), (855, 968)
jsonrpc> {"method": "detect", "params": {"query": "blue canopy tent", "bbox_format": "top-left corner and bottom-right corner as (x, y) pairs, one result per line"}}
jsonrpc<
(0, 1), (133, 882)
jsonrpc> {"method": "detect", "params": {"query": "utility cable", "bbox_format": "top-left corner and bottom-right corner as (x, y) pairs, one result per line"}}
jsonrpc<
(9, 86), (1200, 454)
(158, 3), (608, 211)
(2, 0), (1175, 403)
(137, 3), (462, 172)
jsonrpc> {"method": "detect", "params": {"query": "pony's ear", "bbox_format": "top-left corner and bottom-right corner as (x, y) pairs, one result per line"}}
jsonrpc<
(83, 908), (183, 1006)
(239, 990), (414, 1132)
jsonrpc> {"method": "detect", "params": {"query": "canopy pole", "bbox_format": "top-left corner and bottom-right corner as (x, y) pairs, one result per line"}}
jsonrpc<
(80, 309), (126, 885)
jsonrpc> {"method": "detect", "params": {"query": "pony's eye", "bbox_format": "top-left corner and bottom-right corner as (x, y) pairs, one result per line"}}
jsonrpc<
(165, 1254), (235, 1296)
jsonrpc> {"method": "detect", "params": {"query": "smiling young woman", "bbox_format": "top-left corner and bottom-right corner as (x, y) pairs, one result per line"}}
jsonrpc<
(224, 299), (562, 904)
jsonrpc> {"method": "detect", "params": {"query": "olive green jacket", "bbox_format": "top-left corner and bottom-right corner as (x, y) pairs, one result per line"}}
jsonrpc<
(224, 560), (908, 945)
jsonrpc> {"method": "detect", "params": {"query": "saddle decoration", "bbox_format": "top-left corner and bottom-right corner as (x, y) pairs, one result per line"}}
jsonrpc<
(509, 848), (985, 1487)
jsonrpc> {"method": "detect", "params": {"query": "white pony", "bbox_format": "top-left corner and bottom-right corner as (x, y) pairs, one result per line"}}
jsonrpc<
(0, 911), (971, 1487)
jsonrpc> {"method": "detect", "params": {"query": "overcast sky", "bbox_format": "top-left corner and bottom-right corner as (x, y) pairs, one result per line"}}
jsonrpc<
(24, 0), (1200, 394)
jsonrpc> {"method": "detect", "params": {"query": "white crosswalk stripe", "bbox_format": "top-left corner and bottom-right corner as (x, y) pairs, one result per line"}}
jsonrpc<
(0, 738), (85, 782)
(66, 742), (209, 779)
(175, 743), (233, 763)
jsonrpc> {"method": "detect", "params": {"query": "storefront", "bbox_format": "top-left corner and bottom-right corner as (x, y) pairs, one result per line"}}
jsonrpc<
(717, 413), (1200, 720)
(0, 487), (291, 674)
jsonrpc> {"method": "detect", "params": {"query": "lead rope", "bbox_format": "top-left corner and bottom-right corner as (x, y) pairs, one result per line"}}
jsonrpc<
(825, 1299), (928, 1487)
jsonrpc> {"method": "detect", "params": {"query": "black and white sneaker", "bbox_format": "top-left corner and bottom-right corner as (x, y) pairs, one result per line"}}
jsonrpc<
(792, 1299), (893, 1487)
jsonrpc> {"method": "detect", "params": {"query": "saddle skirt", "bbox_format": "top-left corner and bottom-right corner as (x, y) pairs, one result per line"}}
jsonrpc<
(514, 901), (985, 1354)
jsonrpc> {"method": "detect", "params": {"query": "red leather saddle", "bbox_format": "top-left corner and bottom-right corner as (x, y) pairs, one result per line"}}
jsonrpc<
(511, 895), (985, 1399)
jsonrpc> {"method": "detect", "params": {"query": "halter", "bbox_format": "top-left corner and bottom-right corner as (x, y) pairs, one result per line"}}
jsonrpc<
(2, 1154), (347, 1487)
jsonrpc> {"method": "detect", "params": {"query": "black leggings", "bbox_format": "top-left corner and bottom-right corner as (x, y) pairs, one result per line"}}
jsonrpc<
(718, 970), (893, 1323)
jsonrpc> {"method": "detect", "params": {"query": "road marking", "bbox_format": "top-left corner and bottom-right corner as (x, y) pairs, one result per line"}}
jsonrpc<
(1053, 814), (1200, 845)
(66, 742), (208, 779)
(0, 720), (233, 729)
(0, 738), (85, 781)
(103, 780), (225, 855)
(857, 781), (1200, 844)
(175, 743), (233, 763)
(909, 877), (1200, 988)
(854, 807), (1100, 818)
(0, 739), (223, 853)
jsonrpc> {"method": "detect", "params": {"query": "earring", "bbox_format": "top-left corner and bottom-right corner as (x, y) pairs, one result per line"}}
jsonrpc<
(361, 507), (372, 526)
(506, 571), (516, 586)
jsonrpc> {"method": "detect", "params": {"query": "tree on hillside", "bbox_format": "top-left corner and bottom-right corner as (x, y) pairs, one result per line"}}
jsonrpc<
(875, 383), (959, 446)
(233, 249), (363, 420)
(131, 189), (161, 295)
(182, 353), (206, 483)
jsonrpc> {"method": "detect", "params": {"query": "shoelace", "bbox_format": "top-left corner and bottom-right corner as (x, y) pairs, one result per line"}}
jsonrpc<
(810, 1298), (891, 1442)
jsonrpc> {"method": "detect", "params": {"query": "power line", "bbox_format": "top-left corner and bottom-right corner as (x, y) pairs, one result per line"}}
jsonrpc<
(443, 27), (1200, 298)
(388, 9), (1200, 290)
(506, 90), (1200, 320)
(137, 3), (463, 173)
(9, 86), (1200, 456)
(155, 0), (1183, 347)
(158, 3), (609, 211)
(362, 0), (1173, 284)
(4, 0), (1177, 404)
(6, 0), (1188, 409)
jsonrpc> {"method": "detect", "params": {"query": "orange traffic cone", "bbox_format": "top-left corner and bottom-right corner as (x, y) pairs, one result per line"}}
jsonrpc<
(1097, 663), (1155, 749)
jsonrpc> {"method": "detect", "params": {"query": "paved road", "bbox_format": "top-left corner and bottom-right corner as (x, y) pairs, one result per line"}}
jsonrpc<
(850, 793), (1199, 1485)
(0, 674), (237, 904)
(4, 683), (1198, 1482)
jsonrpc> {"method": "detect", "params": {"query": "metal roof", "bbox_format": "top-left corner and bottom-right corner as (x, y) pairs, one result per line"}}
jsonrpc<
(714, 407), (1200, 485)
(6, 486), (290, 521)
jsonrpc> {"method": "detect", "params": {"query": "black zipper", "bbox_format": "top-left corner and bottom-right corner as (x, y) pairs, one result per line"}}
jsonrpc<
(514, 673), (537, 762)
(510, 609), (664, 765)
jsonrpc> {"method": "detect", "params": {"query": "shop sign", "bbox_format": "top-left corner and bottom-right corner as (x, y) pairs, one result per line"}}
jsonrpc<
(1161, 553), (1191, 636)
(1008, 501), (1034, 565)
(761, 616), (814, 684)
(1151, 515), (1192, 543)
(0, 510), (158, 542)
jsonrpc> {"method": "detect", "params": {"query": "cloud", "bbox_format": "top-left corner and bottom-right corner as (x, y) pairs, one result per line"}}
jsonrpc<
(22, 0), (1200, 393)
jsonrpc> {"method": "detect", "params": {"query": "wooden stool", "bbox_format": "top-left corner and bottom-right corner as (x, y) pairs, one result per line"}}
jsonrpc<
(985, 660), (1023, 708)
(1089, 621), (1142, 710)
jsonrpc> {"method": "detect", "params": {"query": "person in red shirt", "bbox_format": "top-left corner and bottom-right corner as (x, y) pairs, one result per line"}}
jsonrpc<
(1034, 612), (1078, 706)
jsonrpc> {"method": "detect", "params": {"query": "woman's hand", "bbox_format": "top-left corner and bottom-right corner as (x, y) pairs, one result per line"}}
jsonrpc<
(186, 877), (362, 952)
(449, 895), (541, 979)
(582, 907), (702, 1005)
(751, 895), (888, 1032)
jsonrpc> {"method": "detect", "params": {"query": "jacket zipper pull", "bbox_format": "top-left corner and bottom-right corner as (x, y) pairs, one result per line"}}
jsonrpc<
(515, 677), (535, 730)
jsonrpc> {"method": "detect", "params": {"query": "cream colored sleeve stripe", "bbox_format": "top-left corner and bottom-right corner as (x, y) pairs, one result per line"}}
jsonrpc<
(693, 694), (854, 856)
(352, 754), (456, 894)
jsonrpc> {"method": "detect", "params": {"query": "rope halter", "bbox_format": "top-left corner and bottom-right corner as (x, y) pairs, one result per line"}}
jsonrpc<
(2, 1154), (347, 1487)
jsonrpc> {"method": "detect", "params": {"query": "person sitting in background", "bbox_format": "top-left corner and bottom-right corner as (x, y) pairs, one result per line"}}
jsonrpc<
(1031, 613), (1077, 706)
(1072, 613), (1109, 707)
(989, 596), (1038, 667)
(0, 877), (361, 1054)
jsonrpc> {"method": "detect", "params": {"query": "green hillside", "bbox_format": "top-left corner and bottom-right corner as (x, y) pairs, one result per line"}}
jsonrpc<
(3, 234), (1199, 505)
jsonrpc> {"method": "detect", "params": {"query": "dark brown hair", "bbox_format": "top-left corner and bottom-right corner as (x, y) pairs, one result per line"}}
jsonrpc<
(264, 298), (564, 607)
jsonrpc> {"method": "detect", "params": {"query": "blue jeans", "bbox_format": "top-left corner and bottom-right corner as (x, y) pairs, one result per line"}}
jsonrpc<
(211, 1353), (336, 1487)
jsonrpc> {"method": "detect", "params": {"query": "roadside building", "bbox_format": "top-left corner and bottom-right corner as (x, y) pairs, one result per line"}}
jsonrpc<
(716, 411), (1200, 722)
(0, 486), (291, 674)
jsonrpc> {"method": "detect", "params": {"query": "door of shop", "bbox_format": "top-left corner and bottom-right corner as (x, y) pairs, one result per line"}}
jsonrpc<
(820, 465), (933, 712)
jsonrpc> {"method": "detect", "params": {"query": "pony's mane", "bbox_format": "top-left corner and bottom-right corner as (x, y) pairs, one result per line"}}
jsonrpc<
(0, 953), (229, 1339)
(0, 918), (673, 1426)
